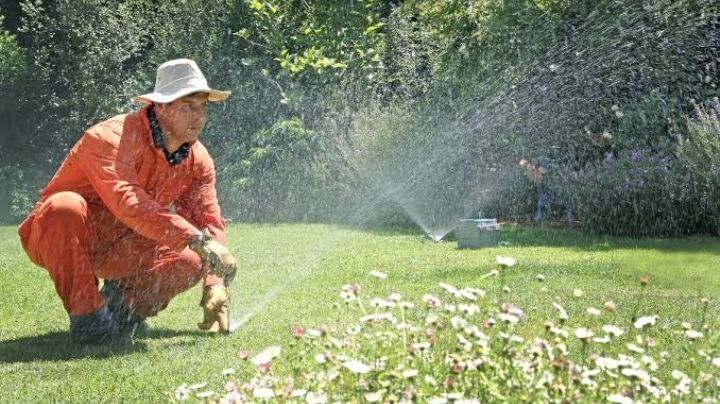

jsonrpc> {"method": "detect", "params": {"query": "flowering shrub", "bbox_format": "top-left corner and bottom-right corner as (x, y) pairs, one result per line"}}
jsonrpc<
(171, 259), (718, 403)
(566, 145), (678, 236)
(543, 98), (720, 236)
(674, 98), (720, 234)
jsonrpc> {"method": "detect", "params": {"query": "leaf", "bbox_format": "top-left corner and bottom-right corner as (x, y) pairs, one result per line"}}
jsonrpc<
(250, 147), (267, 157)
(364, 22), (385, 35)
(233, 29), (250, 39)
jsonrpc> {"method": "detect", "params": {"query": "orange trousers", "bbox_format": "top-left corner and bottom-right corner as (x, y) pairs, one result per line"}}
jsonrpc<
(20, 191), (206, 317)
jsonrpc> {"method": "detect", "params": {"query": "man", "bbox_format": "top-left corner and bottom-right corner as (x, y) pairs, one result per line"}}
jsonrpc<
(18, 59), (237, 345)
(519, 158), (549, 223)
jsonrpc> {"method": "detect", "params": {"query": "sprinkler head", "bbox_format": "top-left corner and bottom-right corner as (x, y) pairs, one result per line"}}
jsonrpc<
(427, 233), (442, 242)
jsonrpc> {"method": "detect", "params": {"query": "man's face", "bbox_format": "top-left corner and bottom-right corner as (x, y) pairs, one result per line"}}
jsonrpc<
(156, 92), (209, 144)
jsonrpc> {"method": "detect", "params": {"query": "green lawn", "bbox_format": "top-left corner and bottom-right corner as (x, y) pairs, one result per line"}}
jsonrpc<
(0, 224), (718, 402)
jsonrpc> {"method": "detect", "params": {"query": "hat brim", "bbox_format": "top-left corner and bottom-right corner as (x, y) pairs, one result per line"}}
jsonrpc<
(133, 87), (230, 104)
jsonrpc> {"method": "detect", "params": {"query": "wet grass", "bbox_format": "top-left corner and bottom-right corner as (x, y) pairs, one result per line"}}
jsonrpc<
(0, 223), (718, 402)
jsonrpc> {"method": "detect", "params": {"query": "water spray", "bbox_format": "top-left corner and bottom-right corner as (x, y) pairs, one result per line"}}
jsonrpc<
(427, 232), (441, 242)
(225, 229), (352, 333)
(427, 232), (447, 242)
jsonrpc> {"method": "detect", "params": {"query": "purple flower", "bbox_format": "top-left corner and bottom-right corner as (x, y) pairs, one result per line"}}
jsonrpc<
(693, 105), (704, 118)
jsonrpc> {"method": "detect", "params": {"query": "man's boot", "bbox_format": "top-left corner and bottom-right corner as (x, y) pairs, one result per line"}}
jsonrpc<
(69, 306), (130, 345)
(101, 280), (148, 337)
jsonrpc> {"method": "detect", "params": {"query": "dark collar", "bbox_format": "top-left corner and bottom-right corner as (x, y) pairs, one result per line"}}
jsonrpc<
(147, 105), (191, 166)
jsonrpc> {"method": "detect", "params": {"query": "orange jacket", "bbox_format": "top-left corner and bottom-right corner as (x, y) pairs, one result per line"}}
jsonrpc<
(19, 106), (226, 254)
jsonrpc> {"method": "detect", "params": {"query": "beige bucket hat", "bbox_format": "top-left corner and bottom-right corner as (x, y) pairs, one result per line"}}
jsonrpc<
(134, 58), (230, 104)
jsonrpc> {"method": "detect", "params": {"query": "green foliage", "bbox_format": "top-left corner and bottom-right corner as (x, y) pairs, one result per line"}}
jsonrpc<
(237, 0), (384, 82)
(674, 99), (720, 233)
(547, 97), (720, 236)
(14, 0), (253, 160)
(0, 12), (25, 84)
(220, 117), (347, 221)
(17, 0), (155, 159)
(0, 9), (43, 212)
(565, 148), (678, 236)
(370, 0), (720, 235)
(2, 0), (720, 235)
(0, 166), (38, 223)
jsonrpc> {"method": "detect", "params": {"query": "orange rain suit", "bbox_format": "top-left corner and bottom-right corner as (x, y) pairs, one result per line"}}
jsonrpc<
(18, 106), (224, 317)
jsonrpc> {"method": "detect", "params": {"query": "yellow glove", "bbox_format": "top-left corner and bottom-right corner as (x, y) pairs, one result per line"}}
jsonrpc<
(189, 229), (237, 283)
(197, 285), (229, 333)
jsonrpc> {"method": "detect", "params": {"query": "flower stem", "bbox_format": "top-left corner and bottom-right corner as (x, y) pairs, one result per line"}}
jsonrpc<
(631, 285), (647, 323)
(498, 267), (506, 304)
(356, 296), (367, 316)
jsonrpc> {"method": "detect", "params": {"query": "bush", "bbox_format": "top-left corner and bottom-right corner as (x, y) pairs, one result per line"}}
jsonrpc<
(0, 165), (41, 223)
(566, 148), (678, 236)
(674, 98), (720, 234)
(0, 12), (24, 85)
(219, 117), (347, 222)
(561, 98), (720, 236)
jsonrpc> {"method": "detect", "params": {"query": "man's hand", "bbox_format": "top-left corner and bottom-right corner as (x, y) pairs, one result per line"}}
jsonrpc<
(198, 285), (229, 333)
(189, 230), (237, 283)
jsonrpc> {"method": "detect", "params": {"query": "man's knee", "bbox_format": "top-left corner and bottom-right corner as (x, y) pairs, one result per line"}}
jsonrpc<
(152, 248), (204, 285)
(37, 192), (89, 228)
(177, 249), (204, 279)
(161, 248), (205, 292)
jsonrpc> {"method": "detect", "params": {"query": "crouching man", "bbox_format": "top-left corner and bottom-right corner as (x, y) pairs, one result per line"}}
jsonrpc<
(18, 59), (237, 344)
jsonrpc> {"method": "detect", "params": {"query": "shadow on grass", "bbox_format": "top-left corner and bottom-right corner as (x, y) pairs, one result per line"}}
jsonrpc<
(0, 332), (147, 363)
(136, 327), (209, 340)
(0, 328), (207, 364)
